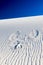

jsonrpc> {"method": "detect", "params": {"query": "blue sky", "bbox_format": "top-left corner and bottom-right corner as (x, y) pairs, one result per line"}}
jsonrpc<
(0, 0), (43, 19)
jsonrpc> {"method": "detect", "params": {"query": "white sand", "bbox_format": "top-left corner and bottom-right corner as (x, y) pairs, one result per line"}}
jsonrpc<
(0, 15), (43, 65)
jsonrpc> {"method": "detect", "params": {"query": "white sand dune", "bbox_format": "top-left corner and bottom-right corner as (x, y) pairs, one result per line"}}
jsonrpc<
(0, 16), (43, 65)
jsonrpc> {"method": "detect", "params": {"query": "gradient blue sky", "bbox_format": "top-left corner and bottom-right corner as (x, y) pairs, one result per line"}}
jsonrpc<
(0, 0), (43, 19)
